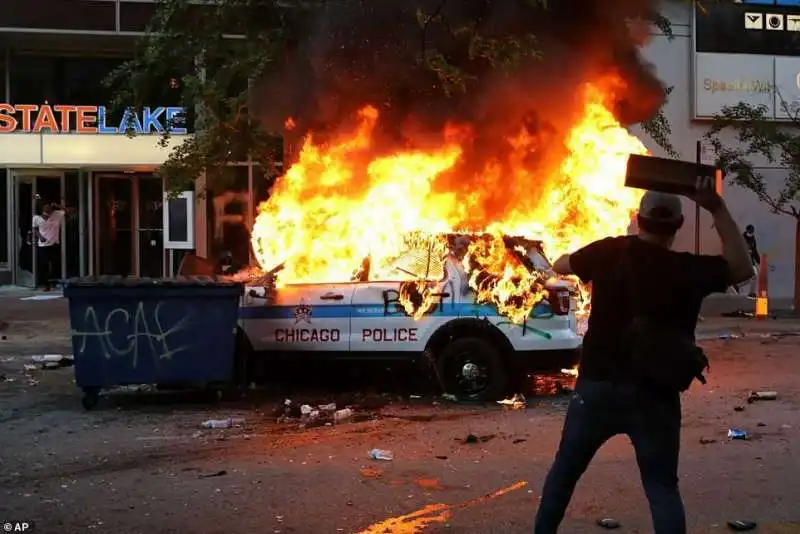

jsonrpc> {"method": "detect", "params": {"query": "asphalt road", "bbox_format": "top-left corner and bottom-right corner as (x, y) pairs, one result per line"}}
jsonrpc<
(1, 327), (799, 533)
(1, 292), (800, 533)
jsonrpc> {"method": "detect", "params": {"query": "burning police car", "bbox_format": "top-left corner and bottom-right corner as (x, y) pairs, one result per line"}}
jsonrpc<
(237, 233), (582, 400)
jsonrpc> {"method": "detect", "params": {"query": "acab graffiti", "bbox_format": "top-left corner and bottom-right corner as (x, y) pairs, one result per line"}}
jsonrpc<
(71, 301), (192, 368)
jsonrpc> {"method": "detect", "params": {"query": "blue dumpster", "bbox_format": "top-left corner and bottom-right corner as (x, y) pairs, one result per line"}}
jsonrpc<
(64, 276), (243, 409)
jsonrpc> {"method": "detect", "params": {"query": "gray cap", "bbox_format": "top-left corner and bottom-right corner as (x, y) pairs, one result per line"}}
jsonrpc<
(638, 191), (683, 222)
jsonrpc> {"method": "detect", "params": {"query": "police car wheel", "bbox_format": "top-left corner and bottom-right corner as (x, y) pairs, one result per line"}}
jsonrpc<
(437, 336), (509, 401)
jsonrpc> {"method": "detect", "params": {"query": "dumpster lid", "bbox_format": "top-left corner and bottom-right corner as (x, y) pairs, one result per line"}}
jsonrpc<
(64, 275), (242, 287)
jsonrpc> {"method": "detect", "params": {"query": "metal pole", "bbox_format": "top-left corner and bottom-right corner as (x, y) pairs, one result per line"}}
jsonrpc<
(695, 140), (701, 255)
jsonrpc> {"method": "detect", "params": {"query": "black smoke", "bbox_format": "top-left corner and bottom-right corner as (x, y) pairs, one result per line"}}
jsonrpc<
(254, 0), (665, 223)
(259, 0), (664, 130)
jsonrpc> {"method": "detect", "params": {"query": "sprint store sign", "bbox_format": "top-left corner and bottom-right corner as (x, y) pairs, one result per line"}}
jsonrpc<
(695, 53), (800, 119)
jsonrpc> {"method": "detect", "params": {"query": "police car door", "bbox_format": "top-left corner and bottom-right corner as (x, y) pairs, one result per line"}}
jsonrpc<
(350, 282), (423, 353)
(248, 284), (354, 352)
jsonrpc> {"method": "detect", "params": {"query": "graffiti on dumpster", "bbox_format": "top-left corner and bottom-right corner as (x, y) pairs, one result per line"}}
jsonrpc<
(71, 301), (192, 368)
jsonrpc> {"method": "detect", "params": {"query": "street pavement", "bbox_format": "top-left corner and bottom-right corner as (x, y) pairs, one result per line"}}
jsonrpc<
(0, 291), (799, 533)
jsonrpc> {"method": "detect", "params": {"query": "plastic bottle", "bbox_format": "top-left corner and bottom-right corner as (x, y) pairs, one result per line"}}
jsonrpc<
(368, 449), (394, 461)
(334, 408), (353, 423)
(201, 418), (245, 429)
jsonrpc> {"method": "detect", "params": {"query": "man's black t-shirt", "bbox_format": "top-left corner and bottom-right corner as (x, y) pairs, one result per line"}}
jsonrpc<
(570, 235), (730, 382)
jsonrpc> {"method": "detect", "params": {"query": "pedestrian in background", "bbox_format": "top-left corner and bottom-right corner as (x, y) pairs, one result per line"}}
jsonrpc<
(740, 224), (760, 297)
(534, 176), (753, 534)
(32, 201), (67, 292)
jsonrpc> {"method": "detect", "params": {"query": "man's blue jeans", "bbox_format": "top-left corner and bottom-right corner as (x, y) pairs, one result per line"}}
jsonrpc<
(534, 379), (686, 534)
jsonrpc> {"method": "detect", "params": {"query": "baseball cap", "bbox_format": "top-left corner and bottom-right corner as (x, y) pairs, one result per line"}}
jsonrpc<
(638, 191), (683, 223)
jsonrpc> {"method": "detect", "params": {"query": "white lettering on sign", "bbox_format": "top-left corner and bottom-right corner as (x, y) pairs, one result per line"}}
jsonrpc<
(788, 14), (800, 32)
(362, 328), (418, 342)
(275, 329), (340, 342)
(703, 78), (773, 94)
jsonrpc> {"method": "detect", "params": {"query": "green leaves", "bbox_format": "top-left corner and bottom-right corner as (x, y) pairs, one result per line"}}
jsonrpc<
(639, 86), (679, 158)
(705, 102), (800, 218)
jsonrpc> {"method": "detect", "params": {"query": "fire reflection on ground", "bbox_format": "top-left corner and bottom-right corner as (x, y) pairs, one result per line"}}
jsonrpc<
(356, 481), (528, 533)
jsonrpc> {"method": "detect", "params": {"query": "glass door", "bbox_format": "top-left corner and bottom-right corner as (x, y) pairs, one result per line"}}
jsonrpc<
(138, 176), (165, 278)
(93, 173), (165, 277)
(95, 174), (135, 276)
(13, 176), (35, 288)
(12, 172), (66, 288)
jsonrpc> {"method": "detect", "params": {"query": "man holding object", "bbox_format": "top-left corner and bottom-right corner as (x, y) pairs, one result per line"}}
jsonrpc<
(533, 176), (753, 533)
(32, 201), (67, 291)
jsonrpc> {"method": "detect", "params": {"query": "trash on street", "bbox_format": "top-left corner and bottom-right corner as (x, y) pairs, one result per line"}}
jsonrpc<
(334, 408), (353, 423)
(596, 517), (621, 529)
(727, 520), (757, 531)
(728, 428), (749, 440)
(498, 393), (526, 409)
(200, 418), (246, 429)
(368, 449), (394, 461)
(748, 391), (778, 402)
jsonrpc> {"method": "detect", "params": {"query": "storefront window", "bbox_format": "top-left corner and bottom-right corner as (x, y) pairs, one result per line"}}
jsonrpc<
(8, 55), (60, 105)
(207, 166), (251, 272)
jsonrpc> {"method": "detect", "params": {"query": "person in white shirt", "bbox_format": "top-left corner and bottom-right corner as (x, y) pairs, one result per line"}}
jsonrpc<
(32, 202), (66, 291)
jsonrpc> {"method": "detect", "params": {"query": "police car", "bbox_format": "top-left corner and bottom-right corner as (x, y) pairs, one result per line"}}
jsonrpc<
(237, 234), (582, 400)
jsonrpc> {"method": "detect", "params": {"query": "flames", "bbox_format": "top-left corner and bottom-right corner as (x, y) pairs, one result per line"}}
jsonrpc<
(250, 80), (647, 322)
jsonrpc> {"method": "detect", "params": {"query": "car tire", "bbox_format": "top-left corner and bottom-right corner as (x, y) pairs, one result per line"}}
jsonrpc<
(437, 336), (509, 401)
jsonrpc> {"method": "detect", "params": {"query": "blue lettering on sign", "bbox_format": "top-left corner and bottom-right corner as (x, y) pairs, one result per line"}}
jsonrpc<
(97, 106), (117, 134)
(142, 107), (164, 133)
(96, 106), (188, 134)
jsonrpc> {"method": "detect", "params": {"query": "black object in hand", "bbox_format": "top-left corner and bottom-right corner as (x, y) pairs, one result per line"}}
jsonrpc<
(626, 154), (716, 195)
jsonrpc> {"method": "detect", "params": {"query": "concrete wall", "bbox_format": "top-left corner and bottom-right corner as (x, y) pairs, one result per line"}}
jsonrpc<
(629, 1), (796, 299)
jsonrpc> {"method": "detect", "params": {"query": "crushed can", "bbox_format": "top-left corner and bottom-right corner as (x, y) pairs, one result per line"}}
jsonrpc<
(728, 428), (749, 440)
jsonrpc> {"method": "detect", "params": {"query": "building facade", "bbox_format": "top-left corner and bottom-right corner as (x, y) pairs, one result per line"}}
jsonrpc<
(632, 0), (800, 301)
(5, 0), (799, 299)
(0, 0), (272, 285)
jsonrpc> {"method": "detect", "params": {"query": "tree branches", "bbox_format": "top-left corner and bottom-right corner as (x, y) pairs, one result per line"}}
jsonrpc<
(705, 100), (800, 219)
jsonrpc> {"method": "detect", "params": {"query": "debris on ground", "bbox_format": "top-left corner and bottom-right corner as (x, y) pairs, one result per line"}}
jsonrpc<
(748, 391), (777, 402)
(727, 520), (757, 531)
(23, 364), (37, 372)
(718, 333), (742, 340)
(721, 310), (753, 318)
(596, 517), (621, 529)
(441, 393), (458, 402)
(368, 449), (394, 461)
(334, 408), (353, 423)
(435, 455), (449, 460)
(734, 406), (745, 412)
(498, 393), (526, 409)
(728, 429), (749, 440)
(512, 438), (527, 444)
(200, 418), (246, 429)
(462, 434), (495, 445)
(198, 470), (228, 479)
(699, 437), (717, 444)
(31, 354), (74, 369)
(359, 467), (383, 478)
(276, 399), (369, 428)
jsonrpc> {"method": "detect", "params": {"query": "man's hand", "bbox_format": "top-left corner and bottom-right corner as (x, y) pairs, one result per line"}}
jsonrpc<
(686, 175), (723, 213)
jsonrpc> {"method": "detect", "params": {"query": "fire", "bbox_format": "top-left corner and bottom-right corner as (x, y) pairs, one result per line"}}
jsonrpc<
(251, 81), (647, 322)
